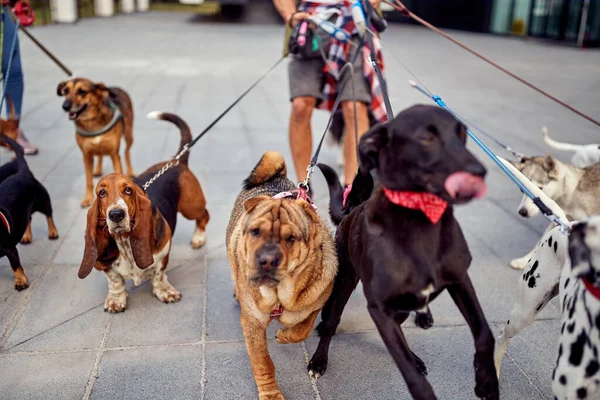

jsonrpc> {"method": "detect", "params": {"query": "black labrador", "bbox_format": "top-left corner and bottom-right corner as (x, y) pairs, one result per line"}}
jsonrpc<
(308, 105), (498, 400)
(0, 135), (58, 290)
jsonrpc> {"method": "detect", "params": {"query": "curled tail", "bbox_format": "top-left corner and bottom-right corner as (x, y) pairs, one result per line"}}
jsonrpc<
(542, 126), (582, 153)
(316, 163), (374, 225)
(0, 134), (27, 173)
(243, 151), (287, 189)
(147, 111), (193, 165)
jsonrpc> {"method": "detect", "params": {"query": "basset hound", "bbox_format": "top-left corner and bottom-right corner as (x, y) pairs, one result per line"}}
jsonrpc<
(56, 77), (135, 208)
(78, 112), (209, 312)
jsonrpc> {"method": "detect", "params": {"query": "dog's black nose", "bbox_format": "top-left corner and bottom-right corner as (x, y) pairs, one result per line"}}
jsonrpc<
(108, 209), (126, 223)
(518, 209), (528, 217)
(256, 244), (282, 272)
(465, 162), (486, 178)
(62, 101), (72, 111)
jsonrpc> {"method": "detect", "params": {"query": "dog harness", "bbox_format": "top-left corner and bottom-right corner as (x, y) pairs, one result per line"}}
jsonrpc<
(0, 210), (10, 234)
(583, 278), (600, 301)
(383, 188), (448, 224)
(76, 101), (124, 138)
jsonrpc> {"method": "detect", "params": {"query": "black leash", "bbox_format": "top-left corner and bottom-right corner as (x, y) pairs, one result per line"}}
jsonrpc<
(143, 56), (285, 190)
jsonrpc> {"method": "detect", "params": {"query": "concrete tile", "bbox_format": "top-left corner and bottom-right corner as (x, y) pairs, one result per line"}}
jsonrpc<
(0, 351), (95, 400)
(92, 346), (203, 400)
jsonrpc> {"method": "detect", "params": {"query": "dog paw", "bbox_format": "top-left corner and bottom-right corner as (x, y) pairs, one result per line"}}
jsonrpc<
(275, 328), (303, 344)
(259, 392), (285, 400)
(509, 256), (528, 270)
(191, 230), (206, 249)
(474, 360), (499, 400)
(80, 198), (93, 208)
(153, 284), (182, 304)
(104, 295), (127, 313)
(307, 353), (328, 379)
(48, 230), (59, 240)
(93, 171), (103, 177)
(20, 234), (32, 245)
(412, 351), (428, 375)
(14, 276), (29, 291)
(414, 310), (434, 330)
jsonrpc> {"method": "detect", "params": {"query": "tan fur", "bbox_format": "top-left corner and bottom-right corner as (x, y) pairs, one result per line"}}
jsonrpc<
(226, 152), (337, 400)
(245, 151), (287, 188)
(56, 78), (135, 208)
(0, 96), (19, 145)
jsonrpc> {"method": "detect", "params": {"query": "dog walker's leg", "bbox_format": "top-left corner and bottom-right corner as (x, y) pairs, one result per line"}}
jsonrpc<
(93, 156), (103, 177)
(20, 220), (32, 244)
(276, 309), (319, 345)
(367, 305), (436, 400)
(447, 275), (499, 400)
(3, 247), (28, 291)
(104, 269), (128, 313)
(308, 261), (359, 378)
(82, 153), (95, 208)
(240, 311), (284, 400)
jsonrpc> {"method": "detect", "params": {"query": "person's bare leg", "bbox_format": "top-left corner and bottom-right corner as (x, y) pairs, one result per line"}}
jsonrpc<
(341, 101), (370, 186)
(289, 96), (317, 182)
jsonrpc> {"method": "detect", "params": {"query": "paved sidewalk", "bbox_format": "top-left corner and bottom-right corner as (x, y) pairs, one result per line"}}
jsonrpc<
(1, 11), (599, 400)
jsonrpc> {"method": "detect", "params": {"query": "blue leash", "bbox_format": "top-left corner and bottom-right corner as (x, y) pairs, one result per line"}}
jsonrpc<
(411, 82), (570, 234)
(0, 7), (20, 116)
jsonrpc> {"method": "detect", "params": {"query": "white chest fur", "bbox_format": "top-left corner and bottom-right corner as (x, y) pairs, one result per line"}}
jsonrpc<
(112, 236), (170, 286)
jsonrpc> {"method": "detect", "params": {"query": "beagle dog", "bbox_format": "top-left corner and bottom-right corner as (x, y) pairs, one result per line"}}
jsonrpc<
(56, 78), (135, 208)
(78, 112), (210, 312)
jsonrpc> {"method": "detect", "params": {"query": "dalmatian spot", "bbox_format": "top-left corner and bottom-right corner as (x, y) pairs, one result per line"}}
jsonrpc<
(536, 302), (544, 312)
(569, 331), (588, 366)
(567, 322), (576, 334)
(507, 319), (510, 325)
(554, 241), (558, 253)
(559, 343), (563, 358)
(586, 360), (599, 377)
(549, 236), (553, 247)
(577, 387), (587, 398)
(594, 346), (599, 358)
(528, 276), (537, 288)
(559, 375), (567, 385)
(561, 322), (566, 334)
(523, 261), (540, 282)
(595, 313), (600, 330)
(565, 277), (571, 289)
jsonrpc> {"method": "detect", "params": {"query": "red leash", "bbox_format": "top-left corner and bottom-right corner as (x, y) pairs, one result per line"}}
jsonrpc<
(382, 0), (600, 129)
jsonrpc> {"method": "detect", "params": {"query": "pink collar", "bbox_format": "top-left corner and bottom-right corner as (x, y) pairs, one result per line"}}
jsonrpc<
(0, 211), (10, 234)
(383, 188), (448, 224)
(272, 189), (318, 211)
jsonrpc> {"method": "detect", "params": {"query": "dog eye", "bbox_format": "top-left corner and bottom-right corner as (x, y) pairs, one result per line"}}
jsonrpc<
(63, 88), (69, 95)
(251, 228), (260, 237)
(77, 89), (87, 96)
(420, 132), (436, 145)
(98, 189), (107, 198)
(124, 187), (132, 195)
(287, 235), (296, 244)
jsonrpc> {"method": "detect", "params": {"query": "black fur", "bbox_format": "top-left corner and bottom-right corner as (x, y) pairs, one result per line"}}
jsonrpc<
(308, 105), (498, 400)
(0, 135), (57, 290)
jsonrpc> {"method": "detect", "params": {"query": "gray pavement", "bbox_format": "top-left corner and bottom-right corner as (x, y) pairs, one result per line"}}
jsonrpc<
(0, 10), (599, 400)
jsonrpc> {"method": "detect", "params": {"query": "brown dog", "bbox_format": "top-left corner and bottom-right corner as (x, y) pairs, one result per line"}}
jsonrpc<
(78, 112), (209, 312)
(56, 78), (135, 208)
(0, 96), (19, 145)
(226, 151), (337, 400)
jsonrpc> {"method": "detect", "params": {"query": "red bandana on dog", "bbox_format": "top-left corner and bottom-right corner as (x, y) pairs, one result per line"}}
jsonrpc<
(383, 188), (448, 224)
(0, 211), (10, 234)
(583, 278), (600, 301)
(270, 305), (284, 320)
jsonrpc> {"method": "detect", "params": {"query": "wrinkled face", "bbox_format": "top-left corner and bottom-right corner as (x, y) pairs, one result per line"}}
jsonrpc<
(240, 196), (318, 288)
(95, 173), (141, 235)
(359, 104), (487, 204)
(56, 78), (111, 121)
(569, 216), (600, 285)
(511, 155), (560, 218)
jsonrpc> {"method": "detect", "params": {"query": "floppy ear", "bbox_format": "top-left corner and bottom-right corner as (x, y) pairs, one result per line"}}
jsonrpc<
(130, 186), (155, 269)
(79, 200), (100, 279)
(296, 199), (319, 223)
(94, 83), (116, 99)
(56, 81), (66, 96)
(243, 196), (270, 213)
(543, 154), (559, 178)
(358, 122), (389, 172)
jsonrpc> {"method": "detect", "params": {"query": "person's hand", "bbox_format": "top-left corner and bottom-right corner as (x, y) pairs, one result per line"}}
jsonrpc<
(287, 11), (309, 28)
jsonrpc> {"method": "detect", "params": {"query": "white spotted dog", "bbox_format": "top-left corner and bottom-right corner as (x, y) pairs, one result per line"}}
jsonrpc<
(543, 126), (600, 168)
(508, 153), (600, 270)
(553, 217), (600, 400)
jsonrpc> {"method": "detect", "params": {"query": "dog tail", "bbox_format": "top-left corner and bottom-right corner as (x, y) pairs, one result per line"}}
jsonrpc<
(147, 111), (193, 166)
(316, 163), (374, 225)
(0, 134), (27, 172)
(243, 151), (287, 190)
(542, 126), (581, 153)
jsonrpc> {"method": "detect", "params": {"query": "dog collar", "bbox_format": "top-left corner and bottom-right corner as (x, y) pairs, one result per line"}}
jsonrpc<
(272, 190), (318, 211)
(0, 210), (10, 234)
(383, 188), (448, 224)
(583, 278), (600, 301)
(270, 305), (284, 320)
(76, 101), (123, 138)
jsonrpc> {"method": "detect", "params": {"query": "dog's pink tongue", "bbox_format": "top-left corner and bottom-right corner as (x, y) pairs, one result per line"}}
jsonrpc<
(444, 172), (487, 200)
